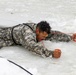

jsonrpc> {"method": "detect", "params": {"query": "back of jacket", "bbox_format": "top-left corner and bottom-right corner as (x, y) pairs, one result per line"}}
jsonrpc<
(13, 23), (36, 45)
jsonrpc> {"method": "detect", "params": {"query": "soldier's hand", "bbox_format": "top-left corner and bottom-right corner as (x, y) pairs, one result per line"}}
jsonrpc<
(52, 49), (61, 58)
(72, 33), (76, 42)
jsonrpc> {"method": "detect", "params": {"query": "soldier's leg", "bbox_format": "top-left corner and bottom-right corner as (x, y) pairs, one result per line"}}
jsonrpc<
(0, 38), (15, 49)
(0, 27), (15, 49)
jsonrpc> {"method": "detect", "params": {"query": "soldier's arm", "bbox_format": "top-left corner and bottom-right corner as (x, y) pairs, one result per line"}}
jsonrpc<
(22, 30), (53, 57)
(46, 30), (72, 42)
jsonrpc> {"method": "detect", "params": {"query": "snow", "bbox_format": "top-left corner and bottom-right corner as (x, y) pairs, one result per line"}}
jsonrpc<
(0, 0), (76, 75)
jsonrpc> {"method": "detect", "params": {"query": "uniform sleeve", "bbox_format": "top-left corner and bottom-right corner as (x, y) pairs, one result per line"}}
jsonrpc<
(22, 28), (53, 57)
(46, 30), (72, 42)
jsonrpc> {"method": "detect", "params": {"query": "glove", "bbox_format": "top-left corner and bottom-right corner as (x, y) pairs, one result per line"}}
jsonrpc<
(52, 49), (61, 58)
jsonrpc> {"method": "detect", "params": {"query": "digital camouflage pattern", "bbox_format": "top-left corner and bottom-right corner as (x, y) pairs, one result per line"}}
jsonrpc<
(46, 30), (72, 42)
(0, 23), (72, 57)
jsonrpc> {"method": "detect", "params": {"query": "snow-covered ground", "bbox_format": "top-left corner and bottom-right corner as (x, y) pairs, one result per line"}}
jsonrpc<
(0, 0), (76, 75)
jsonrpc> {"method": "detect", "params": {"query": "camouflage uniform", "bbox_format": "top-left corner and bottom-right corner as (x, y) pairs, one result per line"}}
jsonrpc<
(0, 23), (72, 57)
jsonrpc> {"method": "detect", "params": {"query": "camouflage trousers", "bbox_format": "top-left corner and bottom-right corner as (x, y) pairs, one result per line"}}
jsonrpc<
(0, 27), (15, 48)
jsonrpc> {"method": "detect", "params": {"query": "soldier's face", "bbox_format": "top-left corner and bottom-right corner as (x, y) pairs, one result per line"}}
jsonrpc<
(36, 28), (48, 42)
